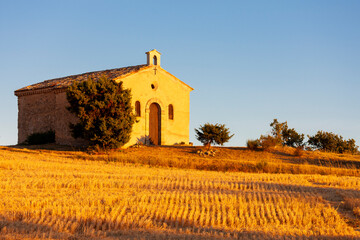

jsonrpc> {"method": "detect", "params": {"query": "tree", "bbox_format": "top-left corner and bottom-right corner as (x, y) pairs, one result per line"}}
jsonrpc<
(282, 127), (305, 147)
(308, 131), (359, 154)
(66, 75), (136, 150)
(270, 119), (287, 145)
(269, 119), (304, 147)
(195, 123), (234, 149)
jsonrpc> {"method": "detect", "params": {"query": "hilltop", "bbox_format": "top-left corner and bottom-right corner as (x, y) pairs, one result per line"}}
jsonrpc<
(4, 144), (360, 176)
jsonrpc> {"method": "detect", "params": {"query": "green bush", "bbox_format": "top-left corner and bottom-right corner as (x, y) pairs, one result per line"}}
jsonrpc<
(259, 135), (278, 150)
(25, 130), (55, 145)
(195, 123), (234, 149)
(66, 75), (136, 150)
(246, 139), (260, 150)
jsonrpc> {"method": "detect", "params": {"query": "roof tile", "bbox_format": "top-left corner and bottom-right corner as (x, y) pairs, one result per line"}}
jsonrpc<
(15, 64), (148, 93)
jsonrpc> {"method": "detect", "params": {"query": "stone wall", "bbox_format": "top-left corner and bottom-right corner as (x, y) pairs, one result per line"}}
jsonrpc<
(54, 91), (87, 146)
(17, 91), (56, 143)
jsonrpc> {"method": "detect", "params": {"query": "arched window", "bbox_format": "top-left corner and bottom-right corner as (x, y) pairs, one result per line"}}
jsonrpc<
(168, 104), (174, 120)
(153, 56), (158, 65)
(135, 101), (141, 117)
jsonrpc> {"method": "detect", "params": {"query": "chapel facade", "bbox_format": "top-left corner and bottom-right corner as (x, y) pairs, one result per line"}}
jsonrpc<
(14, 50), (193, 147)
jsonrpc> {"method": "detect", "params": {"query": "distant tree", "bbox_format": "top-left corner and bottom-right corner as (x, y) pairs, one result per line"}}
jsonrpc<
(269, 119), (304, 147)
(195, 123), (234, 149)
(307, 131), (359, 154)
(282, 127), (305, 148)
(270, 119), (287, 145)
(66, 75), (136, 150)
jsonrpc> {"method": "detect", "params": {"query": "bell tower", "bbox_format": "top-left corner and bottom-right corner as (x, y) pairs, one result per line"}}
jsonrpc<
(146, 49), (161, 66)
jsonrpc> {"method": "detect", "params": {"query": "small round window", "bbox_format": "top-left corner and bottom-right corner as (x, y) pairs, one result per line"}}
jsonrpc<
(151, 82), (158, 90)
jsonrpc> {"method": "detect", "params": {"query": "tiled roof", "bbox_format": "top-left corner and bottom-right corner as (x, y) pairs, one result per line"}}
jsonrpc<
(15, 64), (148, 95)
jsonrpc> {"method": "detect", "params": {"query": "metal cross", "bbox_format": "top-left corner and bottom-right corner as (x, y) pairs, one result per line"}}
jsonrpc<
(153, 68), (157, 75)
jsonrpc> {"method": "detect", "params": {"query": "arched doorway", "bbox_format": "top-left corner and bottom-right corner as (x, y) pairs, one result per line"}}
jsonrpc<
(149, 102), (161, 145)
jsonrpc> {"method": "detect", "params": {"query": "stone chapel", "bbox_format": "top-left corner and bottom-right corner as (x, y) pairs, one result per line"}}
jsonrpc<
(14, 50), (193, 147)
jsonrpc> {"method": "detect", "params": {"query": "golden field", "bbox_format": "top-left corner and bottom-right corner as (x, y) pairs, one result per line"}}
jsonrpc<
(0, 146), (359, 239)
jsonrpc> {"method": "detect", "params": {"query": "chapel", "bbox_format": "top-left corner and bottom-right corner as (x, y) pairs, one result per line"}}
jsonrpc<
(14, 50), (193, 147)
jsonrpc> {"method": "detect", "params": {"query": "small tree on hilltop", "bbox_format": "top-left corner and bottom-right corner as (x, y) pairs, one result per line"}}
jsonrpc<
(270, 119), (287, 145)
(270, 119), (304, 147)
(66, 75), (136, 150)
(195, 123), (234, 149)
(282, 127), (305, 148)
(308, 131), (359, 154)
(254, 119), (304, 150)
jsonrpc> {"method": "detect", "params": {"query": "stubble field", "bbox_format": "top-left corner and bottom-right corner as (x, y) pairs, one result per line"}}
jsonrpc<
(0, 146), (359, 239)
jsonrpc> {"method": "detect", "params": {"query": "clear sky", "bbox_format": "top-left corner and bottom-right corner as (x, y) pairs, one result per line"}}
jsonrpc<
(0, 0), (359, 147)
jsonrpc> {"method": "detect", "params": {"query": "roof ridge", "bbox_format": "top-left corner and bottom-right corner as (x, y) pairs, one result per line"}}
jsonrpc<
(39, 64), (147, 84)
(15, 64), (148, 94)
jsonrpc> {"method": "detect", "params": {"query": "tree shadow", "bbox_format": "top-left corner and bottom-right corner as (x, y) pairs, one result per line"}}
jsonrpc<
(273, 153), (360, 169)
(0, 215), (74, 239)
(4, 143), (84, 152)
(1, 213), (358, 240)
(224, 180), (360, 231)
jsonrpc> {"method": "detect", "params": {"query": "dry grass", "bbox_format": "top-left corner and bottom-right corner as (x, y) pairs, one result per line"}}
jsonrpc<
(18, 144), (358, 176)
(117, 146), (360, 176)
(0, 146), (360, 239)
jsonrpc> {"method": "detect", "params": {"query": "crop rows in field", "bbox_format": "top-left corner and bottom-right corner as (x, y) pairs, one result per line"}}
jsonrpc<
(0, 149), (359, 239)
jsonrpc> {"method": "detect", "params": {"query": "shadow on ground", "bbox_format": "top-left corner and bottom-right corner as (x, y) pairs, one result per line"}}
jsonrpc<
(0, 214), (358, 240)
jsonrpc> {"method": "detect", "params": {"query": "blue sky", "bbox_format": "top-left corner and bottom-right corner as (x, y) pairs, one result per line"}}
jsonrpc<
(1, 0), (359, 146)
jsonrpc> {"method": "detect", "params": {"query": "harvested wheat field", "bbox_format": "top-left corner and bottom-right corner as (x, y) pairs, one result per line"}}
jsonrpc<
(0, 146), (359, 239)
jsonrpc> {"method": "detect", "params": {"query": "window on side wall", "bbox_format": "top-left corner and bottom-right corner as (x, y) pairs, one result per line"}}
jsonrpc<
(135, 101), (141, 117)
(168, 104), (174, 120)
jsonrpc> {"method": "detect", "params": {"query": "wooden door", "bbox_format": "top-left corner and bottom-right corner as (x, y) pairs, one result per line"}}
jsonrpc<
(149, 103), (161, 145)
